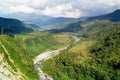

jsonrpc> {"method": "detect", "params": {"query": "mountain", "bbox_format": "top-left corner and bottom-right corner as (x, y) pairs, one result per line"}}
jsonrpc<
(24, 21), (40, 29)
(49, 9), (120, 33)
(2, 12), (52, 23)
(0, 17), (33, 35)
(2, 13), (74, 27)
(48, 21), (82, 33)
(37, 17), (74, 27)
(87, 9), (120, 21)
(45, 17), (74, 26)
(42, 28), (120, 80)
(41, 10), (120, 80)
(1, 12), (52, 26)
(0, 35), (39, 80)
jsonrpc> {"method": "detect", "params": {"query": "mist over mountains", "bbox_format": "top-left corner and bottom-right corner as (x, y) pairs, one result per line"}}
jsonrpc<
(1, 12), (75, 27)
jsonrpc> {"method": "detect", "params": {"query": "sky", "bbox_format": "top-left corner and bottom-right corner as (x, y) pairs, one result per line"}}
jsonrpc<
(0, 0), (120, 18)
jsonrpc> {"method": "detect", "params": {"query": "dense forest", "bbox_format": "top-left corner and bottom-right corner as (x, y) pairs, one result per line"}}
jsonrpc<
(41, 11), (120, 80)
(42, 26), (120, 80)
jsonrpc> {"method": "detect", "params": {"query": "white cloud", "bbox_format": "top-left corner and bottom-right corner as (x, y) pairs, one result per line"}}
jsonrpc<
(64, 9), (81, 18)
(41, 3), (81, 18)
(8, 5), (35, 13)
(29, 0), (49, 9)
(75, 0), (120, 16)
(6, 0), (30, 4)
(0, 0), (120, 17)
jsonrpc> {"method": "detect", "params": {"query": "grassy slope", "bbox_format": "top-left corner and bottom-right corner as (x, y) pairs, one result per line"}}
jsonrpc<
(41, 26), (120, 80)
(0, 35), (39, 80)
(16, 32), (74, 58)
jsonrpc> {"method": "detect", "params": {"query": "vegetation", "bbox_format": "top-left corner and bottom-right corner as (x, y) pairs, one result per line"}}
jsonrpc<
(0, 9), (120, 80)
(0, 35), (39, 80)
(49, 9), (120, 35)
(0, 17), (33, 35)
(50, 20), (120, 40)
(40, 10), (120, 80)
(79, 20), (120, 39)
(16, 32), (74, 58)
(0, 29), (74, 79)
(50, 21), (82, 33)
(87, 9), (120, 21)
(42, 28), (120, 80)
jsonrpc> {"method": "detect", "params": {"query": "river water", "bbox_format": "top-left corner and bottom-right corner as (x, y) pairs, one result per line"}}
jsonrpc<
(34, 36), (80, 80)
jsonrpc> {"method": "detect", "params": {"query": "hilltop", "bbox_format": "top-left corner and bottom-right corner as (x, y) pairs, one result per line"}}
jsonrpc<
(87, 9), (120, 21)
(0, 17), (33, 35)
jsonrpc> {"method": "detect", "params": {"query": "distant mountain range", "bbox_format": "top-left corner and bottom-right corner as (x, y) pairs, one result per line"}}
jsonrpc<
(0, 9), (120, 35)
(2, 13), (74, 27)
(49, 9), (120, 33)
(0, 17), (33, 35)
(1, 9), (120, 28)
(87, 9), (120, 21)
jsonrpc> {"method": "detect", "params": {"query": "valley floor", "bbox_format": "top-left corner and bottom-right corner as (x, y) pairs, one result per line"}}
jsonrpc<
(34, 36), (79, 80)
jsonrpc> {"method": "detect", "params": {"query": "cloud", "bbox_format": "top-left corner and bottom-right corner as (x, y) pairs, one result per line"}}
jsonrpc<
(0, 0), (120, 18)
(41, 3), (81, 18)
(73, 0), (120, 16)
(8, 5), (35, 13)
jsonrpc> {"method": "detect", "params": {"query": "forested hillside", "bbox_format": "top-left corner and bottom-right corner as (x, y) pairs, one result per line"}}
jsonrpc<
(79, 20), (120, 39)
(49, 10), (120, 35)
(0, 17), (33, 35)
(42, 27), (120, 80)
(40, 9), (120, 80)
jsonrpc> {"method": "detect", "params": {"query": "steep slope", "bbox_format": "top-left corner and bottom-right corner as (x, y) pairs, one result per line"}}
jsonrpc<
(41, 10), (120, 80)
(0, 17), (33, 35)
(42, 28), (120, 80)
(0, 35), (39, 80)
(87, 9), (120, 21)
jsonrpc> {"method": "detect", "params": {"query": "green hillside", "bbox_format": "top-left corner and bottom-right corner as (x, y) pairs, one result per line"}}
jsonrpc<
(50, 20), (120, 39)
(42, 28), (120, 80)
(0, 35), (39, 80)
(0, 17), (33, 35)
(78, 20), (120, 39)
(39, 10), (120, 80)
(49, 10), (120, 35)
(16, 32), (74, 58)
(0, 9), (120, 80)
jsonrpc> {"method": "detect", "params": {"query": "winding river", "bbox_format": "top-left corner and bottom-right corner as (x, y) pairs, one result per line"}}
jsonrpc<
(34, 36), (79, 80)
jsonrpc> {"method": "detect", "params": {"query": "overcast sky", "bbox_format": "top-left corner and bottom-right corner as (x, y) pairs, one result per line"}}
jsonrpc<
(0, 0), (120, 18)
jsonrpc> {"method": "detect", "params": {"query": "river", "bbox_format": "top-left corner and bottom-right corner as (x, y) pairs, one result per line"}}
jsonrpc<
(34, 36), (80, 80)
